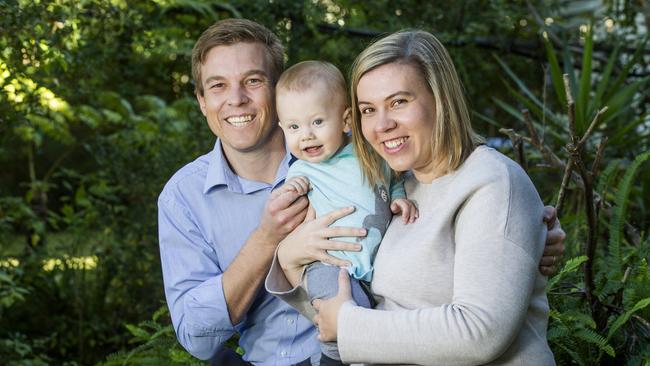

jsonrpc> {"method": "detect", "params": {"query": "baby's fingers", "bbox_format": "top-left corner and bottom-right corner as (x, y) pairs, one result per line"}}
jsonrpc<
(410, 204), (419, 223)
(293, 176), (310, 194)
(401, 204), (411, 224)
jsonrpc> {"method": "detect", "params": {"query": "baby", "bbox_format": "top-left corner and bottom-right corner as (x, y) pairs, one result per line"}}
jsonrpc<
(272, 61), (418, 365)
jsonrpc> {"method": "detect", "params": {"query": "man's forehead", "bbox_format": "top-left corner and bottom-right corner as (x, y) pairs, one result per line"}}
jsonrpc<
(202, 42), (270, 78)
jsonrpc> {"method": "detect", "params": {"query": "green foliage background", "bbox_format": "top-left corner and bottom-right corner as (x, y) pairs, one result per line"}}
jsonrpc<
(0, 0), (648, 365)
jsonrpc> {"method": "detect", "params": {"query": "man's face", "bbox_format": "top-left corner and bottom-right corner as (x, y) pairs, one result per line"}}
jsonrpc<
(196, 42), (278, 155)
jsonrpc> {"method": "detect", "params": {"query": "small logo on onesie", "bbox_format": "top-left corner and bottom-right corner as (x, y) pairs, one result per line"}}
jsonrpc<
(379, 187), (388, 202)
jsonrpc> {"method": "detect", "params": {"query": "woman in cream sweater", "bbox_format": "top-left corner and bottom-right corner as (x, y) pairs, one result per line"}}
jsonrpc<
(267, 30), (555, 365)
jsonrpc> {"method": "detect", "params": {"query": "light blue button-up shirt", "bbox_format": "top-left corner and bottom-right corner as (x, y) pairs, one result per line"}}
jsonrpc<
(158, 139), (319, 365)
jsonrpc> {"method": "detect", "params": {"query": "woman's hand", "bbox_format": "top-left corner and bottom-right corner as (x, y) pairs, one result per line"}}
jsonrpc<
(540, 205), (566, 276)
(277, 206), (366, 287)
(313, 269), (354, 342)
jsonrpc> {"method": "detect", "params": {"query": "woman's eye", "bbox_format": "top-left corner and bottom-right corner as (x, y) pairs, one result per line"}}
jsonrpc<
(313, 119), (323, 126)
(361, 107), (374, 114)
(391, 99), (406, 107)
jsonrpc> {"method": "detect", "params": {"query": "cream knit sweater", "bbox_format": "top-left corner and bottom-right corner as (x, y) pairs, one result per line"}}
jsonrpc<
(267, 146), (555, 365)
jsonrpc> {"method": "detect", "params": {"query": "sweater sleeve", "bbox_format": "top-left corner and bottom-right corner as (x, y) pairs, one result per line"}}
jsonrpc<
(264, 248), (317, 323)
(338, 161), (547, 365)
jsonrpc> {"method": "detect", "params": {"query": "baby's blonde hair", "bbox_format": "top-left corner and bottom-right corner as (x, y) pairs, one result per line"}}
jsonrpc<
(276, 60), (348, 105)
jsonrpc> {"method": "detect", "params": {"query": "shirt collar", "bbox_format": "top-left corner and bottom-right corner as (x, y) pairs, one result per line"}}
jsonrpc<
(203, 139), (295, 194)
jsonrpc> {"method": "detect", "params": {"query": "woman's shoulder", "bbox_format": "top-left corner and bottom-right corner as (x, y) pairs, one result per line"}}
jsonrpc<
(458, 145), (531, 185)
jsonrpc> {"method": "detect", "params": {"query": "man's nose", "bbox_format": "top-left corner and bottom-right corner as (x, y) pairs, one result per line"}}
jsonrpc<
(227, 85), (249, 106)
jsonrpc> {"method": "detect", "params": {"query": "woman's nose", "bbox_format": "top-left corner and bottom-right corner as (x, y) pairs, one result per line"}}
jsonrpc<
(375, 111), (397, 132)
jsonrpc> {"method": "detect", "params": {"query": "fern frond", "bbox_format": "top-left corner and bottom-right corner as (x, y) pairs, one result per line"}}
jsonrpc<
(608, 150), (650, 279)
(575, 329), (615, 357)
(548, 255), (588, 291)
(595, 159), (620, 199)
(553, 342), (586, 366)
(562, 310), (597, 329)
(607, 297), (650, 339)
(547, 326), (571, 341)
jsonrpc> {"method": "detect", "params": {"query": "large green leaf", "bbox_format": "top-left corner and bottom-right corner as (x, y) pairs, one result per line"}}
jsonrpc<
(575, 21), (594, 134)
(592, 45), (619, 118)
(543, 36), (567, 108)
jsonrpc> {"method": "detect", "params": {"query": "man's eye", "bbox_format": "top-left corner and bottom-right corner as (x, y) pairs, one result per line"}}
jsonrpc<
(210, 82), (225, 89)
(246, 78), (262, 85)
(313, 119), (323, 126)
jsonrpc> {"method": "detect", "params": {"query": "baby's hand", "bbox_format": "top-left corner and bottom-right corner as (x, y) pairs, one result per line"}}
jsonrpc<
(278, 176), (309, 195)
(390, 198), (418, 224)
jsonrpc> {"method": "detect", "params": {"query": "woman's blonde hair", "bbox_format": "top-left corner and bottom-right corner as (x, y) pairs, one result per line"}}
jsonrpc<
(350, 30), (483, 185)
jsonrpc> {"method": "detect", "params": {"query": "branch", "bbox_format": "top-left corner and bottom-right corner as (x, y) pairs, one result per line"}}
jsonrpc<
(556, 157), (574, 216)
(578, 107), (609, 148)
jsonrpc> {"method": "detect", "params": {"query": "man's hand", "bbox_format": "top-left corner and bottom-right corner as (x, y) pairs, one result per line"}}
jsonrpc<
(258, 188), (309, 245)
(540, 205), (566, 276)
(390, 198), (419, 224)
(313, 269), (354, 342)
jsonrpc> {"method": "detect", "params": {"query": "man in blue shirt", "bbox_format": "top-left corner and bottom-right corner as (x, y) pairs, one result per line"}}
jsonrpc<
(158, 18), (337, 365)
(159, 18), (566, 366)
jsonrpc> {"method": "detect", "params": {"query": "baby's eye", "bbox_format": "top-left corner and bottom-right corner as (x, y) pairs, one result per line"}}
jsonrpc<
(313, 119), (323, 126)
(288, 124), (299, 130)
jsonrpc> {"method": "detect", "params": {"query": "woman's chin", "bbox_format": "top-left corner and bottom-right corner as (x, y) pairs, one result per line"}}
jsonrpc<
(384, 158), (412, 173)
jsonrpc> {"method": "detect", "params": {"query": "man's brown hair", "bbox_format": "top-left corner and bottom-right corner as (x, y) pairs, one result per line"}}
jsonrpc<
(191, 18), (285, 95)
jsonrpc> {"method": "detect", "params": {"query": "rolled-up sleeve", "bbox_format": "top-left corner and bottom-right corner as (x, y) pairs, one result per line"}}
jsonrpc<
(158, 192), (238, 360)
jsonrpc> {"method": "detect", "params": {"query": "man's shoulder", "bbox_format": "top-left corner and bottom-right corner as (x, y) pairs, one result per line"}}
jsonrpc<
(158, 151), (212, 205)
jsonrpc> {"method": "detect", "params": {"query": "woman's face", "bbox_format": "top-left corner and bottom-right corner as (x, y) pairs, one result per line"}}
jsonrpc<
(357, 62), (437, 182)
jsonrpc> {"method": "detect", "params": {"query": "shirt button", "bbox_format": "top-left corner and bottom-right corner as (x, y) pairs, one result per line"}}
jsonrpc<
(280, 350), (287, 357)
(287, 318), (294, 325)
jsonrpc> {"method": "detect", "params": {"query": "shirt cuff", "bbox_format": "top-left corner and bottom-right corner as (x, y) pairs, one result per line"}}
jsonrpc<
(184, 275), (240, 335)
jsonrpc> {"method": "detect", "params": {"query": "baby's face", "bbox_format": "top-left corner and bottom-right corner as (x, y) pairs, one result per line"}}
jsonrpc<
(276, 82), (349, 163)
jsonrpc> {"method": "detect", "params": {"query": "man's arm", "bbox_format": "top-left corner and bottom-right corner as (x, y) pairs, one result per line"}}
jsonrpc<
(222, 189), (309, 324)
(158, 189), (307, 359)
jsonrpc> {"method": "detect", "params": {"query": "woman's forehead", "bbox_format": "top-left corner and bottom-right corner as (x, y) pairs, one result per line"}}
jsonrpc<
(357, 63), (427, 101)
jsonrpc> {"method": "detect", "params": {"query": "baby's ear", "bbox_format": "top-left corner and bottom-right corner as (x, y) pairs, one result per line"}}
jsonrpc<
(343, 107), (352, 133)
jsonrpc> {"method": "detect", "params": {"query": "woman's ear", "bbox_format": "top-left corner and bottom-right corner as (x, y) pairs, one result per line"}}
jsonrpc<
(343, 107), (352, 133)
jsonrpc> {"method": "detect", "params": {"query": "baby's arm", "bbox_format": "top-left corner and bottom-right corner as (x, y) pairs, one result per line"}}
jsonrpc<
(271, 176), (310, 199)
(391, 198), (418, 224)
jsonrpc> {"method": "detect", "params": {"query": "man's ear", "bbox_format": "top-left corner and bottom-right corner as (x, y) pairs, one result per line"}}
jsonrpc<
(196, 92), (207, 117)
(343, 107), (352, 133)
